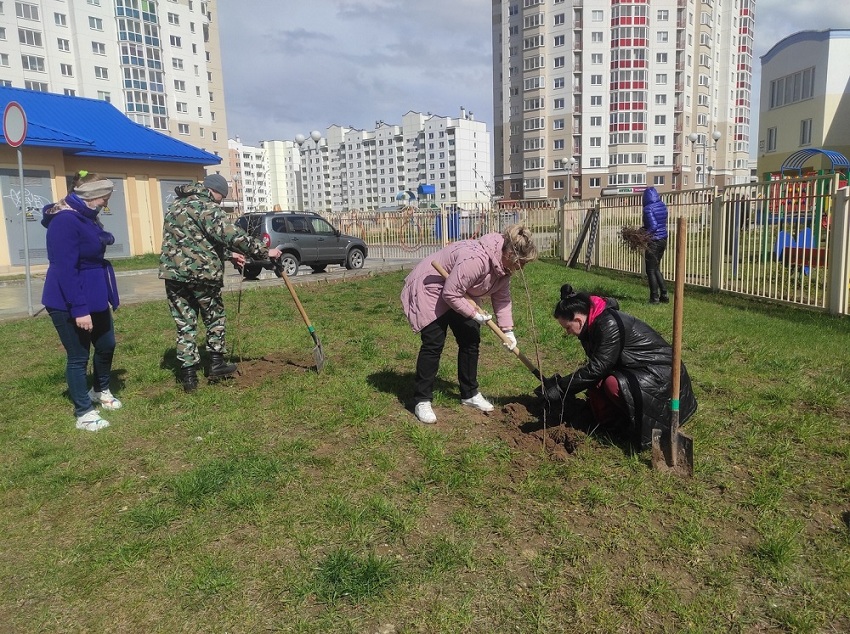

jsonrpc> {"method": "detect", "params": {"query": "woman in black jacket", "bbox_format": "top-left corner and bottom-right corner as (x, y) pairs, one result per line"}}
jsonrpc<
(540, 284), (697, 448)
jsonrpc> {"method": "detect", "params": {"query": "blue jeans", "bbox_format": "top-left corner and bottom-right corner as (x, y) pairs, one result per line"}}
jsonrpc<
(48, 308), (115, 417)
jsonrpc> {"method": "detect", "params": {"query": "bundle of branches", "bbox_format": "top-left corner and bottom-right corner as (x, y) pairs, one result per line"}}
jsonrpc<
(620, 225), (652, 253)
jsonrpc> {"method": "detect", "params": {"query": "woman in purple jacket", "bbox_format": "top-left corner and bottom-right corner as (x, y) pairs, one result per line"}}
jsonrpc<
(641, 187), (670, 304)
(400, 224), (537, 424)
(41, 176), (121, 431)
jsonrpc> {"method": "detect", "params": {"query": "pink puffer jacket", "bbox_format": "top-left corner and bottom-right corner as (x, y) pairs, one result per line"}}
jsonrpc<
(400, 233), (514, 333)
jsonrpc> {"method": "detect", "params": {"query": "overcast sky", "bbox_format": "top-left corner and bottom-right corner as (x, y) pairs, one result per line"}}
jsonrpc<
(218, 0), (849, 151)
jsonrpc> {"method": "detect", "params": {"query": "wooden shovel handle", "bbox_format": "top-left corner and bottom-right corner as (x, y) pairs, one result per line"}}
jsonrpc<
(280, 269), (313, 329)
(431, 260), (540, 378)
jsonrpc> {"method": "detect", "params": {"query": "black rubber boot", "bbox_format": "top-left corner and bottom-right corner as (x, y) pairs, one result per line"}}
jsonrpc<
(648, 275), (660, 304)
(179, 365), (199, 393)
(655, 271), (669, 303)
(207, 352), (237, 380)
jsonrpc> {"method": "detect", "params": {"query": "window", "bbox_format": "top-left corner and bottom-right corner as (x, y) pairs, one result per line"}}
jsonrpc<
(654, 135), (666, 145)
(656, 52), (667, 63)
(656, 74), (667, 85)
(54, 12), (66, 26)
(589, 158), (602, 167)
(0, 53), (8, 66)
(590, 75), (603, 86)
(590, 137), (602, 147)
(554, 35), (565, 47)
(178, 123), (190, 135)
(591, 53), (603, 64)
(553, 77), (565, 89)
(553, 179), (564, 190)
(0, 28), (5, 40)
(88, 0), (101, 5)
(89, 17), (103, 30)
(176, 101), (187, 113)
(97, 90), (111, 102)
(590, 95), (603, 106)
(770, 67), (815, 109)
(553, 119), (564, 130)
(655, 94), (667, 105)
(92, 41), (107, 55)
(657, 9), (669, 20)
(18, 28), (42, 47)
(167, 12), (179, 25)
(591, 32), (603, 43)
(554, 56), (565, 68)
(590, 177), (601, 188)
(657, 31), (668, 43)
(654, 115), (666, 125)
(174, 79), (185, 91)
(591, 10), (603, 21)
(20, 54), (44, 71)
(553, 139), (565, 150)
(64, 88), (75, 96)
(94, 66), (108, 79)
(60, 63), (73, 76)
(170, 35), (182, 47)
(24, 80), (48, 91)
(57, 38), (70, 51)
(554, 13), (565, 25)
(653, 155), (665, 165)
(172, 57), (183, 70)
(800, 119), (812, 146)
(554, 97), (564, 109)
(16, 2), (39, 20)
(654, 176), (665, 185)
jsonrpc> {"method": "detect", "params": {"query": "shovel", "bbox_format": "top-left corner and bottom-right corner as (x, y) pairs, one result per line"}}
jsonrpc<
(431, 261), (540, 378)
(651, 216), (694, 476)
(276, 263), (326, 373)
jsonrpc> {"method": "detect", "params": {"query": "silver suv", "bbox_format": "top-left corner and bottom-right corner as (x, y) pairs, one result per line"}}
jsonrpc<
(234, 211), (368, 278)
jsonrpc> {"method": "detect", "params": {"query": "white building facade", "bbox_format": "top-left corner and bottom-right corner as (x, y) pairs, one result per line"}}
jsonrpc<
(227, 137), (267, 212)
(492, 0), (754, 200)
(758, 30), (850, 177)
(0, 0), (227, 168)
(262, 140), (302, 210)
(288, 109), (492, 213)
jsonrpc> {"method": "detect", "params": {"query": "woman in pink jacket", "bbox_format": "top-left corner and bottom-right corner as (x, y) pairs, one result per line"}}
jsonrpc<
(400, 224), (537, 423)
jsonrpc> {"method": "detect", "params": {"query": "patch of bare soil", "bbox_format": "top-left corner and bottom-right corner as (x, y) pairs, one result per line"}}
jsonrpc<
(229, 351), (317, 388)
(494, 401), (585, 462)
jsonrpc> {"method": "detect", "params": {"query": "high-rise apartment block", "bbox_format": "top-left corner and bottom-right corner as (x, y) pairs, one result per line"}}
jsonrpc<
(298, 109), (492, 212)
(227, 137), (267, 212)
(0, 0), (227, 168)
(492, 0), (754, 200)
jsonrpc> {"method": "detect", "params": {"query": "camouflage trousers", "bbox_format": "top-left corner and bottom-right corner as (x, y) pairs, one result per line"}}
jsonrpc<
(165, 280), (228, 368)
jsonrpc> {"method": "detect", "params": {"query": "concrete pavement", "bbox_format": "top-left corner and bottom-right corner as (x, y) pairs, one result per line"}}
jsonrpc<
(0, 258), (419, 322)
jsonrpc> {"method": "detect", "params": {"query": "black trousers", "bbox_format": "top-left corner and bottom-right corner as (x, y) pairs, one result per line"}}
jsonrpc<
(644, 238), (668, 299)
(414, 310), (481, 403)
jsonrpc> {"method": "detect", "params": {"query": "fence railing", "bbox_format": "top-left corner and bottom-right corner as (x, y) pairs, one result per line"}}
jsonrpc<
(317, 176), (850, 316)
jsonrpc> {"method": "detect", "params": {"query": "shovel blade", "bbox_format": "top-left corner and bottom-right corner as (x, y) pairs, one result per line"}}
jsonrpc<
(675, 431), (694, 477)
(311, 333), (325, 373)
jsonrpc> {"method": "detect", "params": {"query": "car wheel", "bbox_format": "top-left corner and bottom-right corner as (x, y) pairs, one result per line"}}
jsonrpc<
(240, 264), (261, 280)
(311, 265), (327, 273)
(275, 253), (299, 278)
(345, 248), (365, 270)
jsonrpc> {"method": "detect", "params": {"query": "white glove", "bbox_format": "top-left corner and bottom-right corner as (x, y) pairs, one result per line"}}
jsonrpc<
(502, 330), (517, 351)
(472, 311), (492, 324)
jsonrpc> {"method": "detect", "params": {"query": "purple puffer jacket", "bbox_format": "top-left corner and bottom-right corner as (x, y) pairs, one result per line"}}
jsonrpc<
(642, 187), (669, 241)
(401, 233), (513, 333)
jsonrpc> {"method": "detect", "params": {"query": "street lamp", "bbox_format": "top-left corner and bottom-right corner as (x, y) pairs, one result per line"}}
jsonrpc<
(295, 130), (322, 212)
(688, 130), (722, 186)
(559, 156), (578, 198)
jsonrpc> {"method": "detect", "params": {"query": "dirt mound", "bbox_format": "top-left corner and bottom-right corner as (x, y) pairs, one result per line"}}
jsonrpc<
(229, 352), (317, 388)
(496, 401), (585, 462)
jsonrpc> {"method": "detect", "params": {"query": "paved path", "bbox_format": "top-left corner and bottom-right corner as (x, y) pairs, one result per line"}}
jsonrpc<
(0, 258), (419, 322)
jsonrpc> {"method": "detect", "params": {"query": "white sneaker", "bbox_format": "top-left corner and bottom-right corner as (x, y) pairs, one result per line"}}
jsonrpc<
(89, 388), (122, 410)
(414, 401), (437, 424)
(461, 392), (494, 412)
(75, 410), (110, 432)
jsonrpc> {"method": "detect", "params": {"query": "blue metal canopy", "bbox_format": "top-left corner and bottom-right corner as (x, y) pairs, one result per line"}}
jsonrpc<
(780, 148), (850, 175)
(0, 85), (220, 165)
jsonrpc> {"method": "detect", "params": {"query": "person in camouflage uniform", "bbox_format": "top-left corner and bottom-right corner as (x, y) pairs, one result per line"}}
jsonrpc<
(159, 174), (281, 391)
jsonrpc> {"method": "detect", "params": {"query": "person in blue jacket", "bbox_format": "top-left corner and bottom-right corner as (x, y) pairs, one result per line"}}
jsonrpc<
(641, 187), (669, 304)
(41, 173), (121, 431)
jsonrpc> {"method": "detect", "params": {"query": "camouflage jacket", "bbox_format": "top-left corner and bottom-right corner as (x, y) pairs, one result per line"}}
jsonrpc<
(159, 183), (268, 286)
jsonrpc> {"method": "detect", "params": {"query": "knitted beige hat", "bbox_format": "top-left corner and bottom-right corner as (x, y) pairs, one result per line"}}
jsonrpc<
(74, 179), (114, 200)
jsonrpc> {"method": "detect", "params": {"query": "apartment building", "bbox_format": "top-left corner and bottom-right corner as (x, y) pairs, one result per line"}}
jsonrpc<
(492, 0), (753, 200)
(262, 140), (302, 211)
(0, 0), (227, 169)
(227, 137), (267, 212)
(758, 30), (850, 177)
(294, 108), (492, 213)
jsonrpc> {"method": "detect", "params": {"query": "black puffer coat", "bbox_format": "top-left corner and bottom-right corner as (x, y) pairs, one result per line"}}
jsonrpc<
(557, 298), (697, 448)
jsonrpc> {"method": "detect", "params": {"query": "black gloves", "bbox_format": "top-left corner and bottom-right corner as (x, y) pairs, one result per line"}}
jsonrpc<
(535, 374), (565, 403)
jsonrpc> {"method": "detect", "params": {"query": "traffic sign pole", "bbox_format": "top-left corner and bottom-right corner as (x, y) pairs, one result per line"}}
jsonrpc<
(4, 101), (33, 316)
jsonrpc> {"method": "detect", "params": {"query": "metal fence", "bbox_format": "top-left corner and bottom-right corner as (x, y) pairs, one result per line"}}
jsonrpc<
(317, 175), (850, 316)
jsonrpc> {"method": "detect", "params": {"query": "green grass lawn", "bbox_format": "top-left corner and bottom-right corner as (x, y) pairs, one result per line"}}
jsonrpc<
(1, 260), (848, 633)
